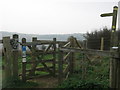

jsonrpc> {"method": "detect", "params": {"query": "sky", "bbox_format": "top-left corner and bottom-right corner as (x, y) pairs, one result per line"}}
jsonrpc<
(0, 0), (120, 34)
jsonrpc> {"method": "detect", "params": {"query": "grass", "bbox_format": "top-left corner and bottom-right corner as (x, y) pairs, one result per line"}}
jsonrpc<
(3, 78), (39, 88)
(57, 55), (110, 89)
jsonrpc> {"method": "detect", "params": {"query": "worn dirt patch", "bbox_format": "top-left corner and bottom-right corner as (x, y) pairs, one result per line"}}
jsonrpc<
(30, 76), (58, 88)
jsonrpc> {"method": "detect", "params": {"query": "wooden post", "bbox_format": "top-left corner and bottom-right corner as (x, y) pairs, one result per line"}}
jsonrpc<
(68, 36), (75, 74)
(116, 43), (120, 88)
(2, 37), (12, 87)
(29, 37), (37, 76)
(100, 37), (104, 51)
(22, 38), (27, 82)
(53, 38), (56, 76)
(12, 34), (19, 79)
(83, 40), (87, 49)
(58, 45), (63, 84)
(110, 6), (118, 88)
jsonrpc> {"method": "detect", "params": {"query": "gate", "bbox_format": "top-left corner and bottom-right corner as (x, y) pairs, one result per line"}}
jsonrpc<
(20, 37), (68, 82)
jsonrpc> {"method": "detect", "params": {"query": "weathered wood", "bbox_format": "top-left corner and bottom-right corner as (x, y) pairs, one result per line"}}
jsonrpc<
(110, 6), (118, 88)
(81, 53), (87, 79)
(63, 52), (71, 61)
(12, 34), (19, 79)
(74, 38), (82, 48)
(60, 47), (112, 57)
(22, 62), (26, 82)
(26, 66), (53, 72)
(20, 40), (68, 46)
(36, 40), (67, 44)
(83, 40), (87, 49)
(116, 43), (120, 88)
(2, 37), (13, 86)
(53, 38), (56, 76)
(26, 74), (51, 80)
(100, 37), (104, 51)
(68, 36), (76, 74)
(44, 44), (52, 52)
(63, 42), (70, 47)
(22, 38), (27, 82)
(29, 37), (38, 75)
(58, 48), (63, 84)
(63, 64), (69, 74)
(26, 59), (54, 64)
(34, 51), (58, 55)
(40, 60), (53, 75)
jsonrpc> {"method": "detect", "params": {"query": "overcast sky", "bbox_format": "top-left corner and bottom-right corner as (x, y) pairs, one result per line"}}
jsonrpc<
(0, 0), (120, 34)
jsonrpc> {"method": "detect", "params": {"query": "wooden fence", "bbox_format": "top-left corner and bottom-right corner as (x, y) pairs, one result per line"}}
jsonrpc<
(1, 33), (120, 88)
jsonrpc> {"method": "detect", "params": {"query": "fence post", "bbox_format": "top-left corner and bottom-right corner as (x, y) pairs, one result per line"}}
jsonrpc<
(109, 6), (118, 88)
(2, 37), (12, 87)
(58, 43), (63, 84)
(12, 34), (19, 79)
(29, 37), (37, 76)
(53, 38), (56, 76)
(58, 46), (63, 84)
(22, 38), (27, 82)
(68, 36), (75, 74)
(83, 40), (87, 49)
(100, 37), (104, 51)
(116, 43), (120, 88)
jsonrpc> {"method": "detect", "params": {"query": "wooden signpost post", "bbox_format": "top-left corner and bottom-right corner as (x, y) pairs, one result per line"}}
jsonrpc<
(101, 6), (120, 88)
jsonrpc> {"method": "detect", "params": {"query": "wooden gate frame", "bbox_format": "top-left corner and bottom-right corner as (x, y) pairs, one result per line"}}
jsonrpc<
(20, 37), (68, 82)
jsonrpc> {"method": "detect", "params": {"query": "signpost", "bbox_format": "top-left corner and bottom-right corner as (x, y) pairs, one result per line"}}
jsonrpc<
(101, 6), (119, 88)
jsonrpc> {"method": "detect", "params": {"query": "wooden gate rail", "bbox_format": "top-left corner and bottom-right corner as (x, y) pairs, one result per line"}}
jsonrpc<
(20, 41), (68, 46)
(60, 47), (115, 57)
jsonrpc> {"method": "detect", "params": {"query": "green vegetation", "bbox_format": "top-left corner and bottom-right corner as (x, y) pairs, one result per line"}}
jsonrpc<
(3, 78), (39, 88)
(58, 56), (110, 89)
(2, 45), (111, 88)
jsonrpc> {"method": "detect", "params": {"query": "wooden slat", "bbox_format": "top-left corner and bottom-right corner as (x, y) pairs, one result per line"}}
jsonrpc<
(63, 42), (70, 47)
(40, 61), (53, 74)
(34, 51), (58, 55)
(20, 40), (68, 46)
(37, 40), (67, 44)
(63, 52), (71, 61)
(74, 38), (82, 49)
(60, 47), (112, 57)
(26, 59), (54, 64)
(26, 66), (53, 72)
(26, 74), (51, 80)
(44, 44), (52, 52)
(63, 64), (69, 74)
(20, 42), (41, 46)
